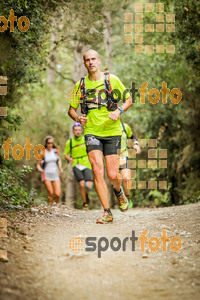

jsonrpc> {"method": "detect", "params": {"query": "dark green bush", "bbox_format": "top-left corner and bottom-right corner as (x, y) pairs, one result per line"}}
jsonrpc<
(0, 165), (37, 210)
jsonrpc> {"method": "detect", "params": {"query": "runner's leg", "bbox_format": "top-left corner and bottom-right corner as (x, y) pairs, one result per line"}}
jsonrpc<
(85, 182), (93, 204)
(85, 181), (93, 190)
(44, 180), (54, 205)
(73, 167), (87, 205)
(85, 181), (93, 204)
(88, 150), (109, 209)
(78, 180), (87, 204)
(52, 180), (61, 203)
(84, 169), (93, 202)
(121, 168), (131, 196)
(105, 155), (129, 212)
(105, 155), (122, 192)
(121, 168), (133, 208)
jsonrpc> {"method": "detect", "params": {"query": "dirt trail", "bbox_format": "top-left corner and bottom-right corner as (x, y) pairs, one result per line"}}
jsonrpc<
(0, 203), (200, 300)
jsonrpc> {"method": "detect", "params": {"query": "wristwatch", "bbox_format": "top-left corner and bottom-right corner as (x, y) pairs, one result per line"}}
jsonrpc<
(118, 107), (124, 114)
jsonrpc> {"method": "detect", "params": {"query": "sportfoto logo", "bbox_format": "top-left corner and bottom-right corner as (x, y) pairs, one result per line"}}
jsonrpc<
(69, 81), (182, 105)
(69, 230), (182, 258)
(0, 9), (30, 32)
(1, 138), (45, 160)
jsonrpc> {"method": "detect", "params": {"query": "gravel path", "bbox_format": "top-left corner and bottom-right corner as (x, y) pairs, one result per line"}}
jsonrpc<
(0, 203), (200, 300)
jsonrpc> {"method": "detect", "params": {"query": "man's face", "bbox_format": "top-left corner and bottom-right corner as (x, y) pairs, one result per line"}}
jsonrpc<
(73, 126), (82, 137)
(84, 51), (101, 73)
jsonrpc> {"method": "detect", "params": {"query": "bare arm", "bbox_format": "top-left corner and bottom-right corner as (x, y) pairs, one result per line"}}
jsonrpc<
(37, 160), (43, 172)
(64, 154), (73, 164)
(121, 96), (133, 112)
(68, 106), (88, 125)
(57, 155), (63, 173)
(108, 96), (133, 122)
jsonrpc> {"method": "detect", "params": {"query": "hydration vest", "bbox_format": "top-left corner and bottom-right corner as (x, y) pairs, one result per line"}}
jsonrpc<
(69, 137), (88, 159)
(41, 148), (59, 169)
(80, 72), (118, 115)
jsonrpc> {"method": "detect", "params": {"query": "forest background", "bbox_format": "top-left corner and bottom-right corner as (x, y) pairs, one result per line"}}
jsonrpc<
(0, 0), (199, 210)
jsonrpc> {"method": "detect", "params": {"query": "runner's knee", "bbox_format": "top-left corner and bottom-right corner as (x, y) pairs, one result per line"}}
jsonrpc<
(85, 181), (93, 191)
(79, 180), (85, 188)
(107, 171), (118, 182)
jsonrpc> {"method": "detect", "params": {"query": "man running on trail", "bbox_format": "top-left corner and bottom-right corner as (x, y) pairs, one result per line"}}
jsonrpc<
(68, 49), (132, 223)
(64, 122), (93, 209)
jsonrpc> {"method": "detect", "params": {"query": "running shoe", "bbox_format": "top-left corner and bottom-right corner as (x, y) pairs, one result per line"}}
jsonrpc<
(114, 187), (129, 212)
(128, 199), (133, 208)
(83, 203), (89, 210)
(96, 211), (113, 224)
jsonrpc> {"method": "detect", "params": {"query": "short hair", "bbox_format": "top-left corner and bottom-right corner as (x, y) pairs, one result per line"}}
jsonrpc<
(83, 49), (100, 61)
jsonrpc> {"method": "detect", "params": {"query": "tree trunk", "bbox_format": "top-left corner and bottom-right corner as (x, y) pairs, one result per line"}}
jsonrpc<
(103, 11), (116, 208)
(47, 17), (58, 88)
(65, 42), (88, 208)
(103, 11), (114, 72)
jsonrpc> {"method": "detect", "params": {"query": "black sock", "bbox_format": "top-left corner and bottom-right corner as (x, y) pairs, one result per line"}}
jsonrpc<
(104, 208), (112, 214)
(113, 186), (122, 196)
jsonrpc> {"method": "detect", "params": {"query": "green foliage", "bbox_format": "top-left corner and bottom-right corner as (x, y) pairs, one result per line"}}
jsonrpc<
(175, 0), (200, 68)
(1, 0), (106, 201)
(112, 0), (200, 206)
(0, 165), (37, 210)
(0, 0), (67, 136)
(0, 0), (199, 208)
(148, 190), (168, 206)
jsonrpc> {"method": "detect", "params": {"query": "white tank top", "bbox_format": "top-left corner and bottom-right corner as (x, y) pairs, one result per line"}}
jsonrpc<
(44, 149), (58, 173)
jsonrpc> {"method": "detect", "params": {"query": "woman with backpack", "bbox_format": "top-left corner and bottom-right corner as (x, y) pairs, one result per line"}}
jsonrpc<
(37, 136), (63, 205)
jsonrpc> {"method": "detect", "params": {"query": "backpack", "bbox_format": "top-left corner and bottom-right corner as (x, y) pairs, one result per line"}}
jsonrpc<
(41, 148), (59, 169)
(80, 72), (118, 115)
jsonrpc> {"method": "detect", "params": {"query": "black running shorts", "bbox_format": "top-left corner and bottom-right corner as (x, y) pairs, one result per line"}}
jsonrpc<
(85, 135), (121, 156)
(73, 166), (93, 182)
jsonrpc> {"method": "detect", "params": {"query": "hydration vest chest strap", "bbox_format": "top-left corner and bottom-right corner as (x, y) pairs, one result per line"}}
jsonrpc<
(80, 77), (89, 115)
(104, 72), (118, 112)
(80, 72), (118, 115)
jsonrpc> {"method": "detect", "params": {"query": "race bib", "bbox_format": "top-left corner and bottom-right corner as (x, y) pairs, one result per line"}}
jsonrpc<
(75, 164), (87, 171)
